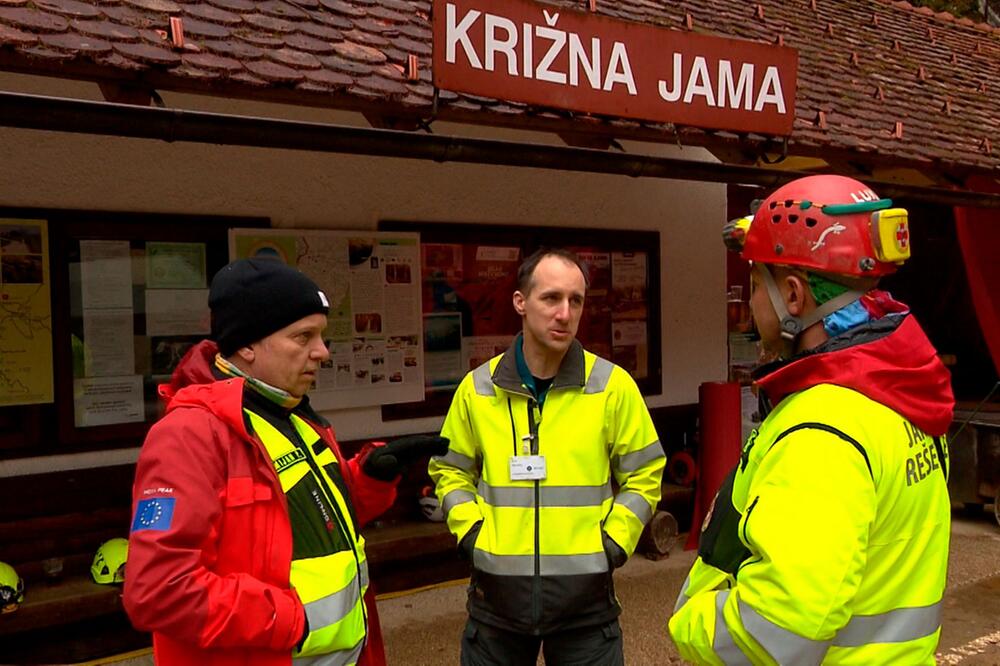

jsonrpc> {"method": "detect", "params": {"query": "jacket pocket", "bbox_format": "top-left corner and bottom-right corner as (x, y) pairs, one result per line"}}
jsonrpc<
(224, 477), (274, 506)
(220, 477), (275, 576)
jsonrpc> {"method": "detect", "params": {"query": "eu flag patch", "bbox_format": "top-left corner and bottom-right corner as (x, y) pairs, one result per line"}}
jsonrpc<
(131, 498), (176, 533)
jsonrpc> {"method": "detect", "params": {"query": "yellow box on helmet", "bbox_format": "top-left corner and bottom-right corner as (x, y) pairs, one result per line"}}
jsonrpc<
(871, 208), (911, 265)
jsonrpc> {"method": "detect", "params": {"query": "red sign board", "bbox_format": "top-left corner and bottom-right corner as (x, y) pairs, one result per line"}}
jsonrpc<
(433, 0), (798, 135)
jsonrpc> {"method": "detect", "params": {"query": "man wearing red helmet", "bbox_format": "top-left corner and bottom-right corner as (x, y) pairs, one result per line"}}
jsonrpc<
(669, 175), (955, 664)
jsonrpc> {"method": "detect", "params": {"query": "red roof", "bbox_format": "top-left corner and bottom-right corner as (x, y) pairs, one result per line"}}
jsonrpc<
(0, 0), (998, 174)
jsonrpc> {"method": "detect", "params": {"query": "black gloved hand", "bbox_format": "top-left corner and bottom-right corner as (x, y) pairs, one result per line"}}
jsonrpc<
(603, 532), (627, 570)
(362, 435), (450, 481)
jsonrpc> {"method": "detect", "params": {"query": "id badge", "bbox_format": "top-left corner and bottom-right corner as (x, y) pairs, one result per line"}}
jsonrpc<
(509, 455), (547, 481)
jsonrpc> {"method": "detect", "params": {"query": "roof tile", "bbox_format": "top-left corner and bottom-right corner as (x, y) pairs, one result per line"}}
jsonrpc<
(122, 0), (183, 14)
(182, 4), (243, 25)
(269, 47), (321, 68)
(236, 31), (284, 46)
(113, 40), (182, 65)
(244, 58), (304, 81)
(179, 17), (232, 38)
(205, 0), (254, 11)
(33, 0), (101, 19)
(319, 52), (370, 74)
(330, 39), (385, 63)
(19, 45), (74, 60)
(257, 1), (309, 20)
(295, 21), (343, 40)
(70, 19), (141, 41)
(241, 13), (297, 32)
(39, 31), (112, 53)
(97, 6), (152, 28)
(0, 21), (36, 45)
(318, 0), (366, 18)
(282, 32), (336, 52)
(305, 9), (352, 30)
(0, 7), (70, 33)
(200, 37), (262, 58)
(342, 26), (389, 47)
(182, 50), (243, 71)
(302, 66), (352, 88)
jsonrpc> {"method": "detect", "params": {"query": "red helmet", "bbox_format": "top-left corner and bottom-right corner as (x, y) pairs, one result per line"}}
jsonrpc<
(727, 175), (910, 278)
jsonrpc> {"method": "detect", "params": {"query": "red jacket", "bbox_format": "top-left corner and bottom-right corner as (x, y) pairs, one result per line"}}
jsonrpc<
(123, 341), (397, 666)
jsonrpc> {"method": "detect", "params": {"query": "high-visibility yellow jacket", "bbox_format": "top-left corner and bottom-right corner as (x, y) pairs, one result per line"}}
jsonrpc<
(246, 409), (369, 665)
(429, 339), (664, 634)
(669, 314), (955, 665)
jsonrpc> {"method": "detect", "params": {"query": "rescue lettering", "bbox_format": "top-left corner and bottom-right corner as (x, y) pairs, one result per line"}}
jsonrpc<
(446, 4), (637, 94)
(903, 422), (940, 487)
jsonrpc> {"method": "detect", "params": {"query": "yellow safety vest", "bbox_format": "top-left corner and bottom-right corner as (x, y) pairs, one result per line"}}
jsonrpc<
(429, 342), (664, 633)
(245, 410), (368, 666)
(670, 383), (950, 665)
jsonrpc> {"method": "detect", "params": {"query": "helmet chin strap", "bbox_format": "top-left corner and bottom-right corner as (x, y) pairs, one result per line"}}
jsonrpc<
(757, 264), (866, 342)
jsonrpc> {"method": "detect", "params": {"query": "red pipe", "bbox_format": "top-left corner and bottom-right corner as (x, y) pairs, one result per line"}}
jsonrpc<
(686, 381), (743, 550)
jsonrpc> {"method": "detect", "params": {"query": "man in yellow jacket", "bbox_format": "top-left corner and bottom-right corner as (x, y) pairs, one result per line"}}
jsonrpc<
(430, 248), (664, 665)
(669, 174), (955, 665)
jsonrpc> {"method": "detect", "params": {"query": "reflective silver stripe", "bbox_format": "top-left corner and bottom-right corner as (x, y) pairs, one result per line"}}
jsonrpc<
(739, 599), (830, 665)
(713, 590), (752, 666)
(442, 489), (476, 514)
(614, 491), (653, 524)
(833, 602), (942, 647)
(303, 575), (361, 633)
(293, 637), (365, 666)
(473, 362), (495, 396)
(474, 551), (609, 576)
(673, 573), (691, 613)
(584, 357), (614, 394)
(435, 449), (478, 474)
(614, 440), (665, 474)
(358, 560), (369, 590)
(477, 480), (612, 507)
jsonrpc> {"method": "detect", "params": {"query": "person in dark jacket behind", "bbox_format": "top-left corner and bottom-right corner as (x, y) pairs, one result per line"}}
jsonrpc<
(123, 257), (447, 666)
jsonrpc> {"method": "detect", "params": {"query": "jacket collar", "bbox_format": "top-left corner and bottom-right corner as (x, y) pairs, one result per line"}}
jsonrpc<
(492, 333), (587, 395)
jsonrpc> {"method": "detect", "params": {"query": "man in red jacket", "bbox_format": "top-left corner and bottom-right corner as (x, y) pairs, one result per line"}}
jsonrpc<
(124, 257), (447, 666)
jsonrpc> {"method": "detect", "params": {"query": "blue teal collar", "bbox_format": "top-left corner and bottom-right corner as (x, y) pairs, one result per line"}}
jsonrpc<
(514, 333), (552, 407)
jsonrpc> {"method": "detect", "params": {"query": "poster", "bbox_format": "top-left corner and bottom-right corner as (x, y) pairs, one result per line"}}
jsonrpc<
(146, 242), (207, 289)
(82, 307), (135, 377)
(73, 375), (144, 427)
(0, 219), (53, 406)
(80, 240), (132, 309)
(610, 251), (649, 378)
(231, 229), (424, 410)
(145, 288), (210, 336)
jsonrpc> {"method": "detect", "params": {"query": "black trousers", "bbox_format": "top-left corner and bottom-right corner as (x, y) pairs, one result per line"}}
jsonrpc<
(460, 617), (624, 666)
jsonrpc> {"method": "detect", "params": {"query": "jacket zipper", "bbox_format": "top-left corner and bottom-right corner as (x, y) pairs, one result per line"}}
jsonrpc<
(527, 399), (541, 631)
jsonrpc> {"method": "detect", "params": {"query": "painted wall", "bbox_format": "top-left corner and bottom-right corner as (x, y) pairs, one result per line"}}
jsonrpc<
(0, 72), (727, 475)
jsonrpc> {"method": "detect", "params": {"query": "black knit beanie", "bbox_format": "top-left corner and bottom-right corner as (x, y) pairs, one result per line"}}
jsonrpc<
(209, 257), (330, 356)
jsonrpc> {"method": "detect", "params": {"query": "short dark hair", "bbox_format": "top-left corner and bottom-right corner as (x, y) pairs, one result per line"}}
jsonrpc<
(517, 248), (590, 294)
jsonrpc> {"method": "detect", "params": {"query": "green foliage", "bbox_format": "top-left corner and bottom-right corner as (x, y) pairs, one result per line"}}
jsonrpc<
(908, 0), (984, 20)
